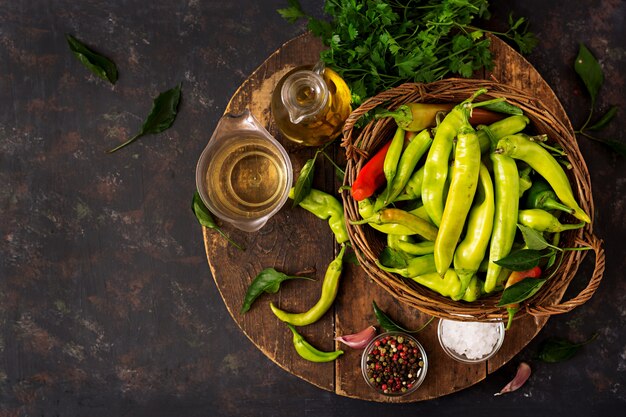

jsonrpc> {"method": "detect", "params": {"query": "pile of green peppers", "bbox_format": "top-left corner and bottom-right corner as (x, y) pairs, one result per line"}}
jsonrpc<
(353, 89), (590, 302)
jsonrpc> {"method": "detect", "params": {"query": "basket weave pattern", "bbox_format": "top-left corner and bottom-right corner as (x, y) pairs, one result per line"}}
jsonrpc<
(341, 80), (605, 321)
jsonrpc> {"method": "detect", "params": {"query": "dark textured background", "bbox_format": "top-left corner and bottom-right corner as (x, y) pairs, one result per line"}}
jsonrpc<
(1, 1), (624, 416)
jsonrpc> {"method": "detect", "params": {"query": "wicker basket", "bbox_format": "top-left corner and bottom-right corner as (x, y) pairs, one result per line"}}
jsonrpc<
(341, 80), (605, 322)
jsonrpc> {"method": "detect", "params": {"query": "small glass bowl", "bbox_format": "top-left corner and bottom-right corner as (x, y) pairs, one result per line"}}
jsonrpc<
(437, 319), (505, 364)
(361, 332), (428, 397)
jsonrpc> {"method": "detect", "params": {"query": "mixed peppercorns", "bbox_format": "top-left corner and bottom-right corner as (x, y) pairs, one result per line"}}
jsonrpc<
(363, 333), (425, 395)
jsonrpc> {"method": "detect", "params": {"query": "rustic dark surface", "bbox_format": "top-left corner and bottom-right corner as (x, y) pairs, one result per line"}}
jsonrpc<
(1, 1), (624, 416)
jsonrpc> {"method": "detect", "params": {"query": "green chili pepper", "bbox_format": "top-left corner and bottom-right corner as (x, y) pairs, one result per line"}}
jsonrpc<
(358, 198), (375, 219)
(408, 204), (432, 223)
(453, 162), (494, 293)
(290, 187), (349, 244)
(270, 245), (346, 326)
(411, 269), (463, 301)
(353, 208), (439, 241)
(387, 232), (434, 255)
(358, 199), (418, 235)
(377, 254), (437, 278)
(435, 124), (481, 276)
(378, 126), (406, 207)
(518, 209), (586, 233)
(485, 152), (520, 293)
(285, 323), (344, 363)
(395, 165), (425, 201)
(421, 89), (498, 226)
(374, 128), (432, 210)
(518, 164), (533, 198)
(495, 134), (591, 223)
(461, 275), (483, 302)
(476, 115), (530, 153)
(396, 239), (435, 256)
(525, 178), (575, 214)
(421, 103), (468, 227)
(386, 234), (433, 257)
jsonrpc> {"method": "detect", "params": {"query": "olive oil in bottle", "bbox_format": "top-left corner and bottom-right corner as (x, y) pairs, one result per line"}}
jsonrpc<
(205, 135), (289, 220)
(271, 63), (351, 147)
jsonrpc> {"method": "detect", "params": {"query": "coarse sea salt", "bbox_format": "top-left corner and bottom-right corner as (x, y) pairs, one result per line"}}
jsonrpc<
(440, 320), (503, 360)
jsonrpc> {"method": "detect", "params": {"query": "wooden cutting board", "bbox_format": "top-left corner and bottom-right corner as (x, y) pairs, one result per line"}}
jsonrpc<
(202, 32), (569, 402)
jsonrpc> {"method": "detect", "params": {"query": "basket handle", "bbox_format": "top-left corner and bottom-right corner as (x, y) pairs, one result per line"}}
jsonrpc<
(527, 231), (605, 317)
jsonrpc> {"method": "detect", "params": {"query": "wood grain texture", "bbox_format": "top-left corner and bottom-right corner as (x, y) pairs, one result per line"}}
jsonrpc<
(202, 32), (576, 402)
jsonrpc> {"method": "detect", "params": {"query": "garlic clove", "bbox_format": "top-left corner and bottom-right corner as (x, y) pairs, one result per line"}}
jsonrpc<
(494, 362), (532, 396)
(335, 325), (377, 349)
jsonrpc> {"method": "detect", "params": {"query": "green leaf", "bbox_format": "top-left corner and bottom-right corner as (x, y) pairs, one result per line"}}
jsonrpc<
(108, 83), (182, 153)
(497, 277), (547, 306)
(291, 156), (316, 207)
(66, 34), (118, 84)
(518, 224), (551, 250)
(192, 191), (245, 250)
(575, 44), (604, 106)
(372, 301), (433, 333)
(192, 191), (217, 228)
(588, 106), (618, 131)
(580, 133), (626, 156)
(378, 247), (407, 269)
(241, 268), (314, 313)
(494, 249), (546, 271)
(536, 333), (598, 363)
(546, 251), (557, 269)
(481, 100), (523, 116)
(344, 251), (360, 266)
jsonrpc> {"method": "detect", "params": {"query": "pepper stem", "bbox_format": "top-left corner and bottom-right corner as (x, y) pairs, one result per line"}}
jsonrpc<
(374, 105), (412, 124)
(559, 221), (586, 231)
(506, 306), (519, 330)
(543, 198), (576, 214)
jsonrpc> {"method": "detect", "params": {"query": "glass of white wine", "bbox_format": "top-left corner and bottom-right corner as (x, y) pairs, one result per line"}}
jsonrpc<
(195, 110), (293, 232)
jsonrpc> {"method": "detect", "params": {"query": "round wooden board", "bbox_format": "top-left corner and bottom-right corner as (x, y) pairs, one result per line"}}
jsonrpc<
(202, 32), (572, 402)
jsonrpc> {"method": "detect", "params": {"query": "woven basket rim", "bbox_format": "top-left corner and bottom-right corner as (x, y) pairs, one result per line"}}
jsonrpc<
(340, 79), (605, 322)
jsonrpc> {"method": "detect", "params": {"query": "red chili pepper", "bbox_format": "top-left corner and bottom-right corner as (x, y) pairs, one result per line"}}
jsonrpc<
(351, 141), (392, 201)
(504, 266), (542, 330)
(351, 131), (418, 201)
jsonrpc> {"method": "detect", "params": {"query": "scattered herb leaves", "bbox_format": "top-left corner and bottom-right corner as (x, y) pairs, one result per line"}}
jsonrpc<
(192, 191), (245, 251)
(108, 83), (182, 153)
(574, 43), (624, 156)
(372, 301), (434, 333)
(241, 268), (314, 313)
(536, 333), (598, 363)
(66, 34), (118, 84)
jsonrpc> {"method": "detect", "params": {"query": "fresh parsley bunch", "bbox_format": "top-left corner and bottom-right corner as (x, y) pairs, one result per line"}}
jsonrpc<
(279, 0), (537, 105)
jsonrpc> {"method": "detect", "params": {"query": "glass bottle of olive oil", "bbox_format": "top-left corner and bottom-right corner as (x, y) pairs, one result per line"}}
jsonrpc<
(271, 62), (351, 147)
